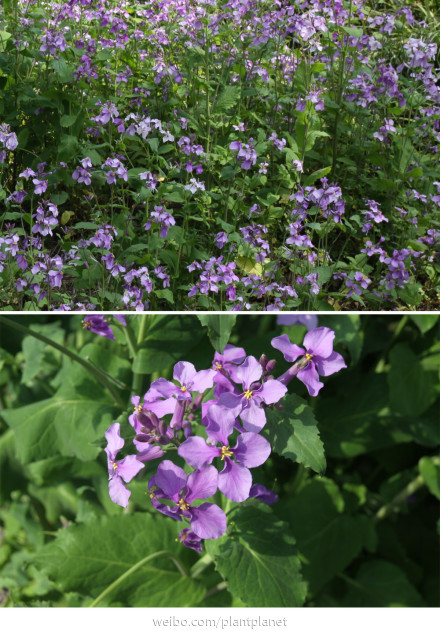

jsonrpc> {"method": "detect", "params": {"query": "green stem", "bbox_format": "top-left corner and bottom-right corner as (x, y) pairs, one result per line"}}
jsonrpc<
(203, 581), (227, 601)
(123, 322), (138, 359)
(130, 315), (154, 398)
(190, 552), (213, 578)
(373, 474), (425, 523)
(0, 316), (124, 408)
(89, 550), (188, 607)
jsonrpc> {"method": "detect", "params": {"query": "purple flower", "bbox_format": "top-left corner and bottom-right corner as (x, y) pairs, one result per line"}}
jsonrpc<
(149, 461), (226, 539)
(153, 361), (216, 402)
(277, 315), (318, 330)
(178, 404), (270, 503)
(32, 178), (48, 195)
(82, 314), (125, 340)
(178, 528), (202, 553)
(272, 327), (346, 396)
(105, 423), (144, 508)
(249, 483), (278, 505)
(218, 356), (287, 432)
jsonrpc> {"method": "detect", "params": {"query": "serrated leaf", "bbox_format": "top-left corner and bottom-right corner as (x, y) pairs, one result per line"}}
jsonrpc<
(196, 315), (237, 353)
(34, 513), (205, 606)
(206, 505), (307, 606)
(264, 393), (326, 474)
(213, 85), (241, 113)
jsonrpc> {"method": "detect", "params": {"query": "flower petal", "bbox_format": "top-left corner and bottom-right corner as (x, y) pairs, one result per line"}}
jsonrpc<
(315, 351), (346, 376)
(151, 377), (178, 399)
(297, 363), (324, 397)
(239, 400), (267, 432)
(205, 403), (236, 445)
(149, 460), (186, 497)
(218, 459), (252, 502)
(117, 455), (144, 483)
(190, 368), (216, 393)
(178, 436), (219, 468)
(256, 379), (287, 405)
(136, 445), (164, 463)
(108, 476), (130, 508)
(173, 361), (197, 387)
(233, 432), (271, 468)
(185, 465), (218, 503)
(271, 334), (304, 363)
(105, 423), (124, 461)
(303, 327), (335, 359)
(151, 497), (182, 521)
(249, 483), (278, 505)
(190, 503), (227, 539)
(232, 355), (262, 390)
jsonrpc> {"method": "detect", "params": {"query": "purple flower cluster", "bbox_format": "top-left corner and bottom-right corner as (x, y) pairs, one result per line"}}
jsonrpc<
(103, 325), (346, 551)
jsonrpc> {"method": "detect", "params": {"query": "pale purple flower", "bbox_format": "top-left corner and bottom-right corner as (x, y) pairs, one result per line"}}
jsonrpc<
(272, 327), (346, 396)
(218, 356), (287, 432)
(178, 404), (270, 502)
(277, 315), (318, 330)
(149, 461), (226, 539)
(105, 423), (144, 508)
(153, 361), (216, 403)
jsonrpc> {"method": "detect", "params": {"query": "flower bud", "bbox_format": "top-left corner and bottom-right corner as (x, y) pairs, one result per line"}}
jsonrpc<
(266, 359), (276, 373)
(259, 354), (268, 369)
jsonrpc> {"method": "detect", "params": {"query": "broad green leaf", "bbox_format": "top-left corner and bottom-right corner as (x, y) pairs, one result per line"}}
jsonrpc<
(409, 315), (439, 334)
(341, 26), (363, 38)
(341, 560), (424, 606)
(318, 373), (410, 458)
(2, 343), (130, 464)
(50, 59), (74, 83)
(57, 134), (79, 161)
(197, 315), (237, 353)
(206, 505), (307, 607)
(303, 166), (331, 186)
(132, 315), (205, 374)
(279, 478), (376, 594)
(419, 456), (440, 500)
(35, 513), (205, 606)
(213, 85), (241, 113)
(265, 394), (326, 474)
(319, 314), (362, 363)
(60, 113), (78, 127)
(388, 343), (437, 417)
(21, 323), (65, 383)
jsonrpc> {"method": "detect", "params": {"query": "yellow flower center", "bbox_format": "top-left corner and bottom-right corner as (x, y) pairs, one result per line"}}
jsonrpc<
(221, 445), (233, 460)
(305, 353), (313, 361)
(112, 461), (118, 471)
(82, 320), (91, 329)
(214, 361), (222, 370)
(243, 389), (253, 400)
(181, 386), (187, 392)
(178, 498), (190, 511)
(135, 405), (143, 412)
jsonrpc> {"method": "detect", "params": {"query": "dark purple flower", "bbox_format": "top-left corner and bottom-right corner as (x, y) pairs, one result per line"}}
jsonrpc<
(149, 461), (226, 539)
(105, 423), (144, 507)
(249, 483), (278, 504)
(272, 327), (346, 396)
(178, 404), (270, 503)
(178, 528), (202, 553)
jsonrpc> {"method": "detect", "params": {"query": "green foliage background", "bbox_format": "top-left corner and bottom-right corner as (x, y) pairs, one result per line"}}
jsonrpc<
(0, 314), (438, 607)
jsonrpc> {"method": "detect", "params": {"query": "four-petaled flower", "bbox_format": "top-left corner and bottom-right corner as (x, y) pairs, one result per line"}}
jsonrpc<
(178, 404), (270, 502)
(105, 423), (144, 507)
(271, 327), (346, 396)
(149, 461), (227, 539)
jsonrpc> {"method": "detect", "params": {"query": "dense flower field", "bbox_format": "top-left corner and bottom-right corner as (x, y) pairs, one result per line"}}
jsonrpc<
(0, 0), (439, 310)
(0, 313), (439, 607)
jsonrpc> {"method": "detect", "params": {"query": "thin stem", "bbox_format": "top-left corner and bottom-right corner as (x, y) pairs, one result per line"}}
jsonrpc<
(89, 550), (187, 607)
(373, 474), (425, 524)
(203, 581), (227, 601)
(190, 552), (214, 578)
(0, 316), (124, 408)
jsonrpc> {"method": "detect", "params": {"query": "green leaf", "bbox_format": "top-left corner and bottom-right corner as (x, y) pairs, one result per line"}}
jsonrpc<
(35, 513), (205, 606)
(341, 26), (363, 38)
(205, 505), (307, 607)
(264, 394), (326, 474)
(132, 315), (204, 374)
(50, 59), (74, 83)
(60, 113), (78, 127)
(341, 560), (424, 606)
(388, 343), (437, 417)
(2, 343), (129, 464)
(419, 456), (440, 500)
(303, 166), (331, 186)
(196, 315), (237, 353)
(319, 314), (362, 363)
(281, 478), (376, 594)
(213, 85), (241, 113)
(21, 323), (65, 383)
(409, 315), (439, 334)
(305, 130), (330, 152)
(57, 134), (80, 162)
